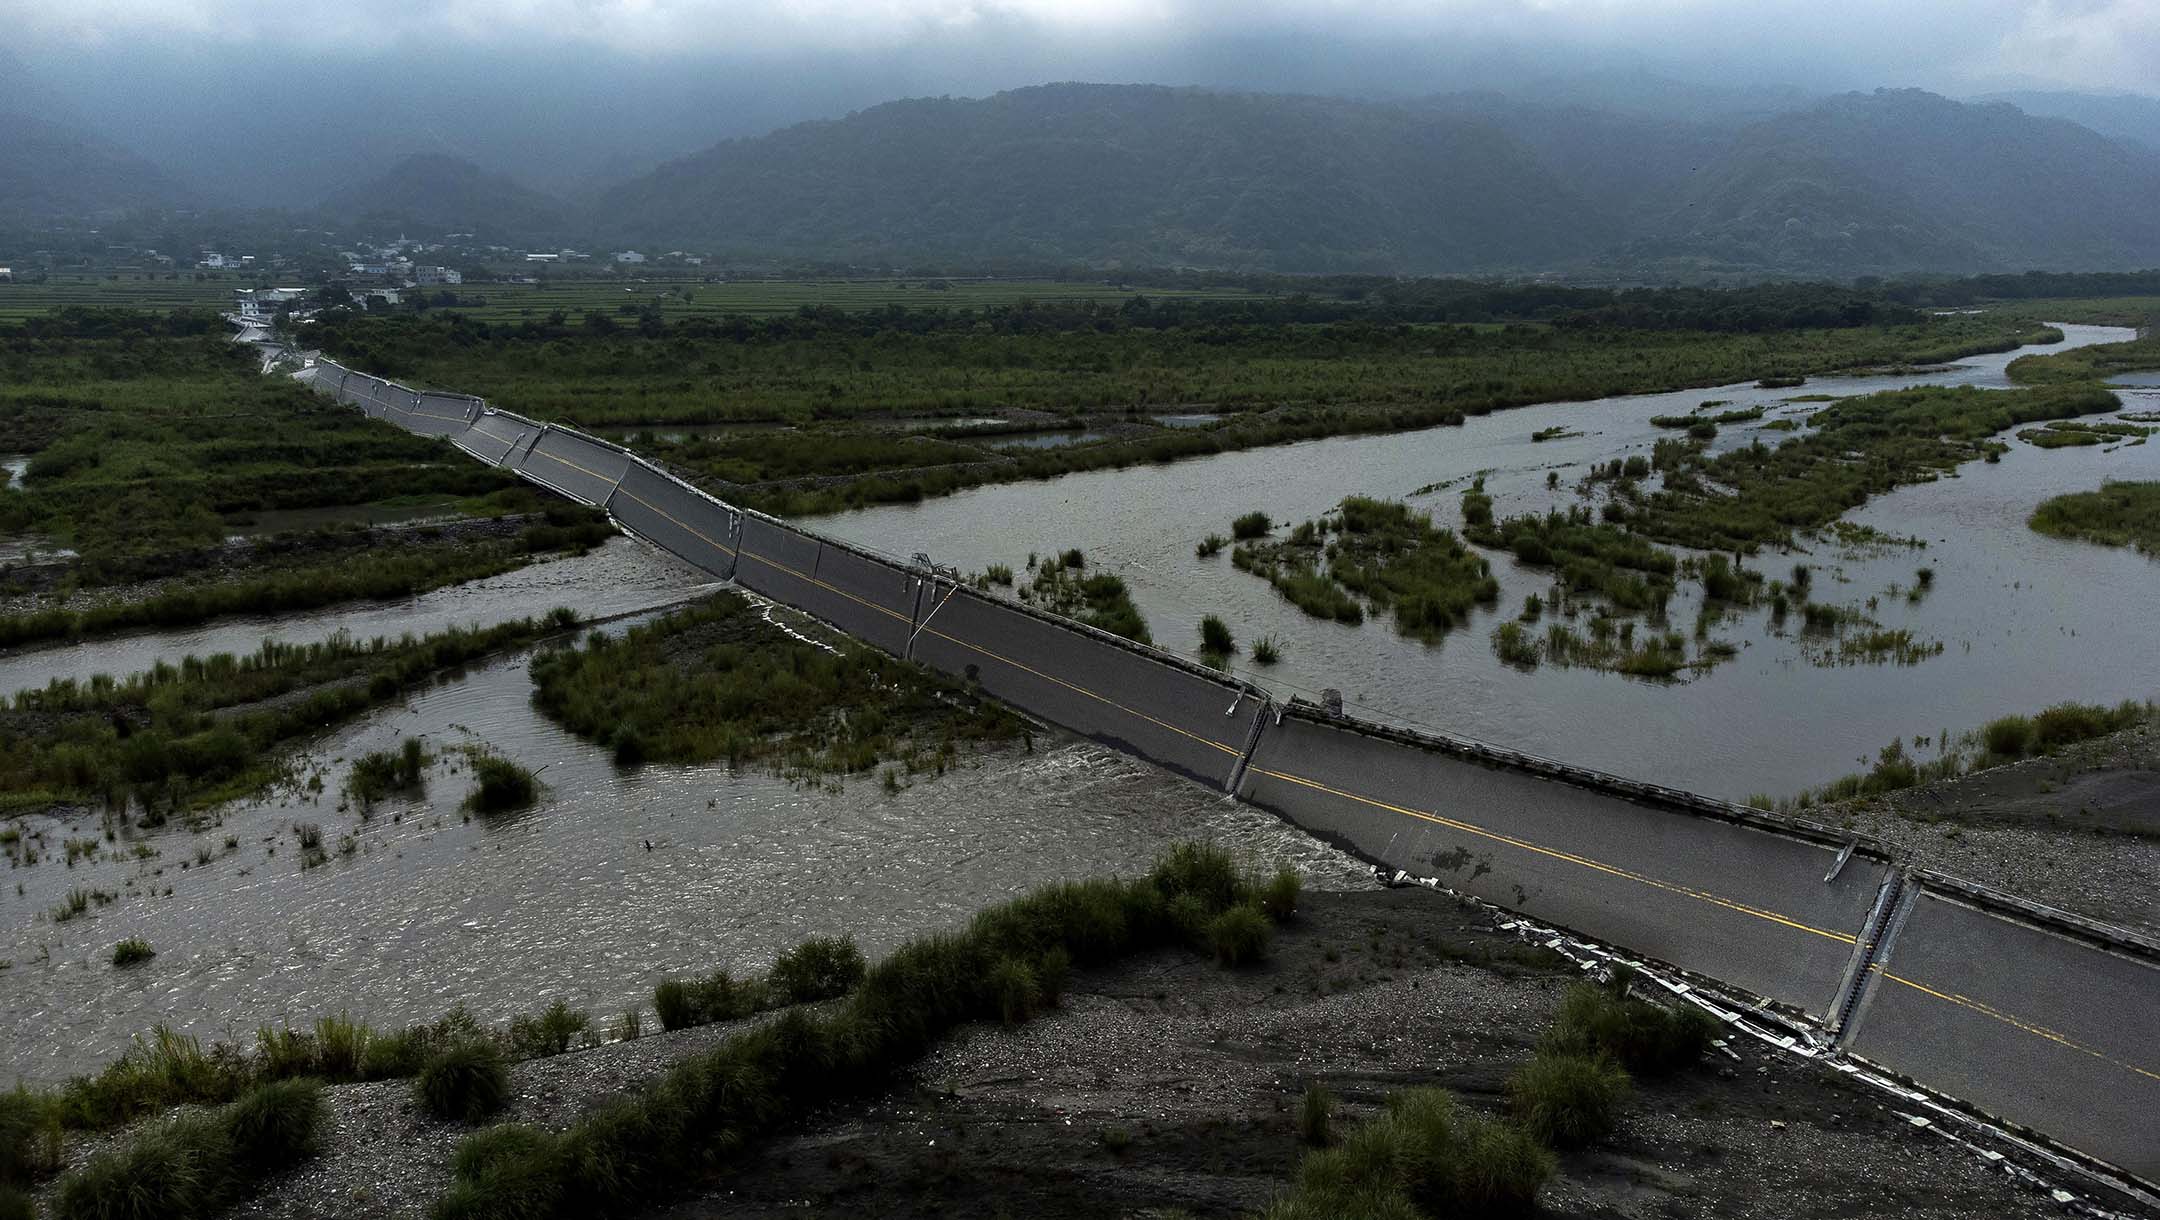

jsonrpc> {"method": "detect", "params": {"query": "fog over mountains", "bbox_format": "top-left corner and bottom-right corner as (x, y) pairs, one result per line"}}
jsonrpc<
(7, 57), (2160, 279)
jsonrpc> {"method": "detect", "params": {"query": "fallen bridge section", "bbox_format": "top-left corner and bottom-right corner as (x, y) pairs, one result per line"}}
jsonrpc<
(606, 458), (741, 581)
(909, 587), (1269, 790)
(1235, 705), (1891, 1019)
(1845, 874), (2160, 1183)
(514, 427), (632, 507)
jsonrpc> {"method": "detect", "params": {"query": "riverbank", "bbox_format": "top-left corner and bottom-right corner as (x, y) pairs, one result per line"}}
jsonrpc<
(34, 886), (2126, 1220)
(1825, 706), (2160, 936)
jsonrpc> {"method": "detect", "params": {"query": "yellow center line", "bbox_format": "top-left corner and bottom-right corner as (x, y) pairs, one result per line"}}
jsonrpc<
(611, 482), (739, 560)
(919, 619), (1247, 758)
(527, 445), (628, 493)
(1877, 969), (2160, 1085)
(1249, 765), (1856, 945)
(733, 541), (1245, 759)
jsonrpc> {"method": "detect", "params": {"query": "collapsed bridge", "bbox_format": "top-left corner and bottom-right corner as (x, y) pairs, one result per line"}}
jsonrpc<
(290, 350), (2160, 1194)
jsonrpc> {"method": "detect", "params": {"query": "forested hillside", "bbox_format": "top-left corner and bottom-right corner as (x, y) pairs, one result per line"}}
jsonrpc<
(326, 154), (570, 237)
(596, 84), (2160, 277)
(599, 84), (1614, 273)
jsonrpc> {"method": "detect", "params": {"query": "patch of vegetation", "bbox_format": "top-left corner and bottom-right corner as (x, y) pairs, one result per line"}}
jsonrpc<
(1465, 498), (1678, 616)
(1251, 635), (1283, 665)
(1199, 615), (1236, 656)
(1623, 383), (2122, 552)
(1543, 970), (1716, 1077)
(1258, 1087), (1552, 1220)
(1231, 512), (1273, 540)
(415, 1042), (512, 1124)
(767, 936), (868, 1005)
(2008, 332), (2160, 385)
(531, 594), (1022, 778)
(346, 738), (429, 809)
(1298, 1083), (1335, 1148)
(52, 1078), (326, 1220)
(2029, 482), (2160, 555)
(1530, 425), (1581, 442)
(1022, 550), (1151, 642)
(1813, 628), (1944, 667)
(110, 938), (155, 967)
(1508, 1051), (1630, 1149)
(460, 752), (538, 815)
(1497, 619), (1720, 681)
(1, 612), (576, 817)
(2018, 419), (2153, 448)
(1786, 699), (2153, 809)
(1195, 533), (1227, 558)
(430, 843), (1297, 1219)
(1233, 498), (1496, 640)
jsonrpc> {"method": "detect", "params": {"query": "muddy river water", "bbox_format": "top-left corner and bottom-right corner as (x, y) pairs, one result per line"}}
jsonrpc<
(815, 324), (2160, 802)
(2, 323), (2151, 1082)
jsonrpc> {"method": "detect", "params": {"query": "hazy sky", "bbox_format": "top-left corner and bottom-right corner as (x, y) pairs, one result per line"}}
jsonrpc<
(9, 0), (2158, 96)
(5, 0), (2155, 205)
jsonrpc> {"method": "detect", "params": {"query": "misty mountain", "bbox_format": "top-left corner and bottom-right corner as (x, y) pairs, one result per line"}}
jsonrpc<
(326, 155), (570, 237)
(1623, 89), (2160, 276)
(0, 110), (193, 221)
(599, 84), (1613, 273)
(593, 84), (2160, 277)
(1982, 90), (2160, 152)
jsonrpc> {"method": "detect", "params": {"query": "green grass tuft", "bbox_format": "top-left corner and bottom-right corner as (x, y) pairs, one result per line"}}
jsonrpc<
(415, 1042), (512, 1124)
(1507, 1051), (1630, 1148)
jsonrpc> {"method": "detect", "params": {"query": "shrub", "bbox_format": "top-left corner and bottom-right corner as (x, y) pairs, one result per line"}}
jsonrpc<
(222, 1078), (326, 1173)
(768, 936), (866, 1005)
(415, 1042), (511, 1123)
(653, 970), (761, 1031)
(1299, 1082), (1334, 1147)
(1148, 842), (1248, 912)
(0, 1088), (60, 1185)
(989, 957), (1041, 1025)
(1264, 1087), (1549, 1220)
(0, 1186), (33, 1220)
(464, 754), (538, 814)
(53, 1079), (326, 1220)
(1210, 904), (1272, 967)
(1232, 511), (1272, 540)
(1543, 973), (1715, 1077)
(1508, 1051), (1630, 1148)
(508, 1001), (589, 1058)
(1259, 867), (1302, 922)
(1251, 634), (1283, 664)
(1195, 534), (1227, 558)
(1199, 615), (1236, 655)
(111, 938), (155, 967)
(1983, 714), (2033, 757)
(437, 1126), (565, 1220)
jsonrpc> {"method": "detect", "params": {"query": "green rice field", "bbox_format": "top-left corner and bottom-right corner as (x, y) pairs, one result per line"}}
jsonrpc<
(0, 276), (245, 320)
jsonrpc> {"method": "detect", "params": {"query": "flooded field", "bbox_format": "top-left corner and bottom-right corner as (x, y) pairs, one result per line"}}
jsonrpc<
(0, 607), (1363, 1083)
(815, 324), (2160, 800)
(0, 538), (714, 698)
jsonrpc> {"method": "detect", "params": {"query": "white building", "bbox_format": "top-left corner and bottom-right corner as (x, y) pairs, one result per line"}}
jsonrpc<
(414, 266), (463, 286)
(613, 250), (646, 264)
(0, 267), (12, 282)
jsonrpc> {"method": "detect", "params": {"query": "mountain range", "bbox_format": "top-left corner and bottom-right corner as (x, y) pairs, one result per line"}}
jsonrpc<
(8, 79), (2160, 279)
